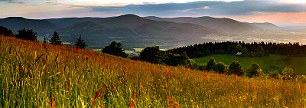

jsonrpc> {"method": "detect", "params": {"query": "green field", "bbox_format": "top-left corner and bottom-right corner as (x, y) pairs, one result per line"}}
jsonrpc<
(194, 54), (306, 74)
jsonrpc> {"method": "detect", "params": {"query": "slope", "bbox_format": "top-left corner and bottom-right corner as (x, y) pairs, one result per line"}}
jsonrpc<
(250, 22), (280, 29)
(44, 17), (107, 29)
(145, 16), (261, 34)
(1, 35), (305, 107)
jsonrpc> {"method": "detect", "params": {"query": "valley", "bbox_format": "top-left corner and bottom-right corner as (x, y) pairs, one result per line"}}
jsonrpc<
(2, 14), (306, 56)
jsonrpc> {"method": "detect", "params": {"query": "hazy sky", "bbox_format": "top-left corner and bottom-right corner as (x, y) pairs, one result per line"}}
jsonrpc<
(1, 0), (306, 26)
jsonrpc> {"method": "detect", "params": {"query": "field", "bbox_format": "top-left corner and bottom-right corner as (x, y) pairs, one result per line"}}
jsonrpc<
(193, 54), (306, 74)
(1, 35), (306, 107)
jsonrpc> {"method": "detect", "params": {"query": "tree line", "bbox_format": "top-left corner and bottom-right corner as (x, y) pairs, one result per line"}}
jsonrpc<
(202, 57), (304, 81)
(168, 41), (306, 58)
(101, 42), (197, 69)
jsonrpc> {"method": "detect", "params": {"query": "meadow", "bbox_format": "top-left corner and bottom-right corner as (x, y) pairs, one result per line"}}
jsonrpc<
(194, 54), (306, 75)
(1, 35), (306, 107)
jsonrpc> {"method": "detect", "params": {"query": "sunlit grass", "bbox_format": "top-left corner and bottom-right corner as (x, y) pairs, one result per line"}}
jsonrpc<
(194, 54), (306, 74)
(1, 35), (306, 107)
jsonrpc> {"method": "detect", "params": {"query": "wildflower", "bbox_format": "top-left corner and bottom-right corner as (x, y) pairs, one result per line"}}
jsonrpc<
(50, 92), (55, 108)
(129, 91), (137, 108)
(164, 97), (180, 108)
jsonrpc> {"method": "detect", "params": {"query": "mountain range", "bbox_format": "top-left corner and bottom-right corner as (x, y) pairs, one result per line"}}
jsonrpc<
(0, 14), (281, 55)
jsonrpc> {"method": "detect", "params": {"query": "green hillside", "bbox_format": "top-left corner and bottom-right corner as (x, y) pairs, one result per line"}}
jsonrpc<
(194, 54), (306, 74)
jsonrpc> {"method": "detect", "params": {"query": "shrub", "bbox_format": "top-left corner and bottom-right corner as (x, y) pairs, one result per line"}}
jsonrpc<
(296, 75), (306, 83)
(197, 63), (206, 71)
(281, 67), (295, 80)
(213, 62), (227, 74)
(246, 63), (262, 77)
(268, 70), (280, 79)
(284, 55), (292, 62)
(205, 58), (216, 71)
(228, 60), (245, 76)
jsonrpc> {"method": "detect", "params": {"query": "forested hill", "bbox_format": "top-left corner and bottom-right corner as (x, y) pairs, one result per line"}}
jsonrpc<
(0, 17), (59, 35)
(0, 14), (222, 50)
(144, 16), (264, 34)
(168, 41), (305, 58)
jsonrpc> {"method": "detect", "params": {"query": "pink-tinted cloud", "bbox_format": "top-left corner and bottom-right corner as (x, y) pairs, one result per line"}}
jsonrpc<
(221, 12), (306, 26)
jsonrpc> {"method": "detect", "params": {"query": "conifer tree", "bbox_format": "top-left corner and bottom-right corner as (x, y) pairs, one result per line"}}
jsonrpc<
(49, 31), (62, 45)
(75, 35), (87, 49)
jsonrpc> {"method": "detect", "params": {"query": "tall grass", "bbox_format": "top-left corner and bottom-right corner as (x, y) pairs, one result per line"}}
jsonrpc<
(1, 35), (306, 107)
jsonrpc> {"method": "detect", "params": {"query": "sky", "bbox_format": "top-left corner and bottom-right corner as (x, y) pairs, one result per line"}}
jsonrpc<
(1, 0), (306, 26)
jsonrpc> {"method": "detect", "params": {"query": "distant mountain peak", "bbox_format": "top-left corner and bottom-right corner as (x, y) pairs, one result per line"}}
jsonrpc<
(3, 17), (26, 20)
(117, 14), (141, 19)
(7, 17), (25, 19)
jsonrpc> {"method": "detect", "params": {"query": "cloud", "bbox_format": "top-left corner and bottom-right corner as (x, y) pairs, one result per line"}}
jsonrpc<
(82, 0), (306, 17)
(0, 0), (25, 4)
(45, 0), (58, 4)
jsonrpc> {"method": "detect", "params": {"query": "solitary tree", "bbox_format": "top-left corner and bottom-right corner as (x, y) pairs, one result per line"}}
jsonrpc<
(15, 28), (37, 41)
(228, 60), (245, 76)
(50, 31), (62, 45)
(102, 41), (128, 57)
(75, 35), (87, 49)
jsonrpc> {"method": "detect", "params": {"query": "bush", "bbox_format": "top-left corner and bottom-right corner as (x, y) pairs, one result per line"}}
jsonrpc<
(281, 67), (295, 80)
(186, 59), (198, 69)
(284, 55), (292, 62)
(228, 60), (245, 76)
(205, 58), (216, 71)
(268, 70), (280, 79)
(213, 62), (227, 74)
(246, 63), (262, 77)
(198, 63), (206, 71)
(296, 75), (306, 83)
